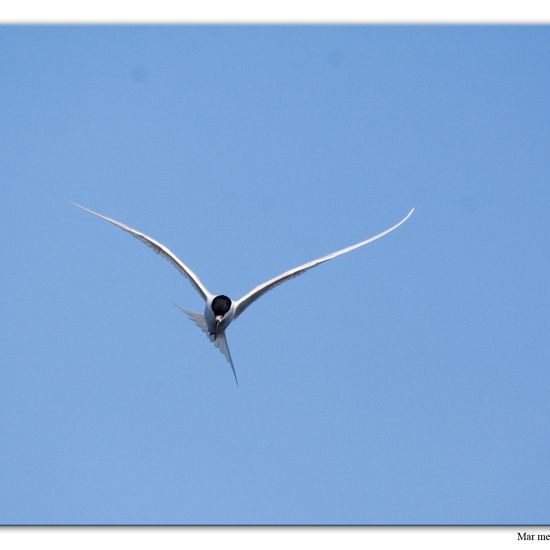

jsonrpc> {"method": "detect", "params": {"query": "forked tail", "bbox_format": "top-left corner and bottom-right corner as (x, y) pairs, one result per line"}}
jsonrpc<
(212, 331), (238, 386)
(174, 304), (239, 386)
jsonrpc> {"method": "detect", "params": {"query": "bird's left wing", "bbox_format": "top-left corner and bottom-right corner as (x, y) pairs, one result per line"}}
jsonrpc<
(233, 208), (414, 319)
(69, 201), (211, 301)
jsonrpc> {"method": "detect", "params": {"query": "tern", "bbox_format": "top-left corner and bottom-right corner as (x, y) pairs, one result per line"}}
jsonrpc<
(69, 201), (414, 385)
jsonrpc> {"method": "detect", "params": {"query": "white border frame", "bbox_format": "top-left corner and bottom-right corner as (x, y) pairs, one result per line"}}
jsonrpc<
(1, 0), (550, 23)
(1, 4), (548, 547)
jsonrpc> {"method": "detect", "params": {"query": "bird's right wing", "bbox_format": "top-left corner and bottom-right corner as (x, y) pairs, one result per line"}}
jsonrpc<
(233, 208), (414, 319)
(69, 201), (211, 301)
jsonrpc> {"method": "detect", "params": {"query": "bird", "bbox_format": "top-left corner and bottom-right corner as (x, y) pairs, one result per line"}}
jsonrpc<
(69, 201), (414, 385)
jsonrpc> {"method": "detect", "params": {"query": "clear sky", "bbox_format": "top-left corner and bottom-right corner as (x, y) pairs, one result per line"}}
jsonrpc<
(1, 25), (549, 525)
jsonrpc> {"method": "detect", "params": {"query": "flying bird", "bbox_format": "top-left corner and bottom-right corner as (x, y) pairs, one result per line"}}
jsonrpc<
(69, 201), (414, 385)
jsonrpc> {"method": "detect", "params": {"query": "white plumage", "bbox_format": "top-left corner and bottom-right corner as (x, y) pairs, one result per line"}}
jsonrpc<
(69, 201), (414, 385)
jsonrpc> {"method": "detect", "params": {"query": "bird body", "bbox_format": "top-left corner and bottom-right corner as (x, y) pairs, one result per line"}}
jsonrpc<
(69, 200), (414, 385)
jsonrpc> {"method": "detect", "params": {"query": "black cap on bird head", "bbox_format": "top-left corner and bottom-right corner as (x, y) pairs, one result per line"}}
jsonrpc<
(212, 295), (232, 316)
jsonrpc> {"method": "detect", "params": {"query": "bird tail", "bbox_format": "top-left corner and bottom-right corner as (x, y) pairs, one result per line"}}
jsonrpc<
(174, 304), (238, 386)
(212, 331), (238, 386)
(174, 304), (210, 336)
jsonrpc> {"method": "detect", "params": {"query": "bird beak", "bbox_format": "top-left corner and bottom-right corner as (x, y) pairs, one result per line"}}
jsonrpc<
(215, 315), (223, 322)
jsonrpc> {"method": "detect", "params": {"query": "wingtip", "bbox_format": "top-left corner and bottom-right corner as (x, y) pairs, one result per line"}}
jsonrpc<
(52, 193), (76, 207)
(395, 208), (415, 227)
(59, 196), (90, 212)
(66, 199), (87, 211)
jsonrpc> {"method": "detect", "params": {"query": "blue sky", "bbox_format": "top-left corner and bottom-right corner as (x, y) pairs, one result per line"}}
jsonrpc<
(0, 25), (549, 524)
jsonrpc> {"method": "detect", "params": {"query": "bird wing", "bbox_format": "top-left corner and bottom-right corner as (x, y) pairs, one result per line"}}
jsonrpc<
(69, 201), (211, 301)
(234, 208), (414, 319)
